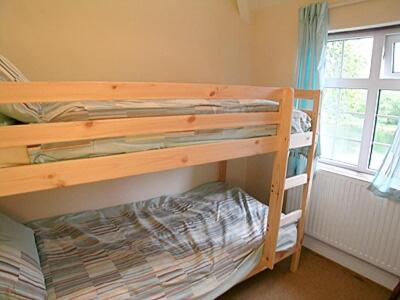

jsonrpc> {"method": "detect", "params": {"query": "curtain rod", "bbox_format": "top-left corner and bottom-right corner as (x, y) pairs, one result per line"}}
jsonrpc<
(328, 0), (369, 9)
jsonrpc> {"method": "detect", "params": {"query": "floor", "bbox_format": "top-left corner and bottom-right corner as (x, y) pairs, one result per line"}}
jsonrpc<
(219, 248), (391, 300)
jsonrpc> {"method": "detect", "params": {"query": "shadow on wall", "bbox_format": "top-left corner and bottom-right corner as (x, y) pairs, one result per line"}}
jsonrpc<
(245, 153), (275, 204)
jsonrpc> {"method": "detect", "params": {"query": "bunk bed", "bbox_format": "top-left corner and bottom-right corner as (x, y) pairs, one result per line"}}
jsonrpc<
(0, 82), (320, 299)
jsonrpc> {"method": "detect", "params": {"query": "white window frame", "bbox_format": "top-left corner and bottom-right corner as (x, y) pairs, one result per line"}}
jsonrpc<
(321, 27), (400, 174)
(382, 33), (400, 78)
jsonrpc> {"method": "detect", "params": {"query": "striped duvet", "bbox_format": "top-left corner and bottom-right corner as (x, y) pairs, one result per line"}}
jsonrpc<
(28, 182), (296, 299)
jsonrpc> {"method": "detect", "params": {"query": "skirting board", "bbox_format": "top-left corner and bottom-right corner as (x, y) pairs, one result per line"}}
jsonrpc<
(304, 235), (399, 290)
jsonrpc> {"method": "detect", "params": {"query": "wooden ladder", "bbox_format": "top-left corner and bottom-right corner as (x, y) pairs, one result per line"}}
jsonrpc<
(287, 91), (320, 272)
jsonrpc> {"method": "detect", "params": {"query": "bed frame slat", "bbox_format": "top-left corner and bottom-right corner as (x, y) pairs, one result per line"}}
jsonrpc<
(0, 82), (284, 103)
(0, 136), (279, 197)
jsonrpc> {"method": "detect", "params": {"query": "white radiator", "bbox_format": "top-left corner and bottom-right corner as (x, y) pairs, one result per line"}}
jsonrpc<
(286, 169), (400, 276)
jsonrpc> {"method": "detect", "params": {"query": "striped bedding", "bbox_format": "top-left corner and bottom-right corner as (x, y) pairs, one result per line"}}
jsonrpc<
(28, 182), (297, 300)
(27, 125), (277, 165)
(0, 99), (279, 124)
(0, 95), (311, 168)
(0, 110), (311, 167)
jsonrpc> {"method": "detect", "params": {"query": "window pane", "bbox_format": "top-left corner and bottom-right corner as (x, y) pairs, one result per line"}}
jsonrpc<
(377, 90), (400, 117)
(320, 135), (334, 159)
(334, 139), (361, 165)
(336, 113), (364, 140)
(322, 88), (367, 114)
(373, 117), (398, 144)
(342, 38), (373, 78)
(320, 88), (367, 166)
(325, 41), (343, 78)
(369, 90), (400, 170)
(394, 42), (400, 73)
(320, 112), (336, 137)
(321, 137), (361, 165)
(321, 88), (340, 111)
(322, 88), (367, 113)
(370, 144), (390, 170)
(340, 88), (367, 113)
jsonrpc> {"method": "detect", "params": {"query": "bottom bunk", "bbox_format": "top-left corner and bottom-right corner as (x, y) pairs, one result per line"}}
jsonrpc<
(0, 182), (300, 300)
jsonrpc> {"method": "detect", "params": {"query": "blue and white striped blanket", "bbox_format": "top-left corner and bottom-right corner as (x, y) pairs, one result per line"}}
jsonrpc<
(29, 182), (296, 299)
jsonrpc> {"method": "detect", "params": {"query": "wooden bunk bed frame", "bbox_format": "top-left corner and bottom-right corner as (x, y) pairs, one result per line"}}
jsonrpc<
(0, 82), (320, 275)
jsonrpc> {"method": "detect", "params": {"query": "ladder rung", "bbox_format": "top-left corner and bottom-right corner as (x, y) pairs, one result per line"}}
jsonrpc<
(289, 132), (313, 149)
(285, 174), (307, 190)
(280, 209), (302, 227)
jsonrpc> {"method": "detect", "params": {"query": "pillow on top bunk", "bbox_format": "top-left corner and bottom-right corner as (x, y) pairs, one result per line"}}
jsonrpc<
(0, 55), (43, 124)
(0, 211), (46, 299)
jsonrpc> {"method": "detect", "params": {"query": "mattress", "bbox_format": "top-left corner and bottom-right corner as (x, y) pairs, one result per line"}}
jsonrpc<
(28, 125), (278, 165)
(0, 99), (279, 123)
(0, 100), (312, 168)
(28, 182), (297, 300)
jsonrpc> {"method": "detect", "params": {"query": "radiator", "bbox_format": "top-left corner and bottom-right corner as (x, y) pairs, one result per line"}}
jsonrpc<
(286, 169), (400, 276)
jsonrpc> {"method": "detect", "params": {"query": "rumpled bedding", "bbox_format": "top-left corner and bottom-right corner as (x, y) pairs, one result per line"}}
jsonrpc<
(28, 125), (277, 164)
(26, 109), (311, 165)
(0, 100), (312, 168)
(28, 182), (297, 300)
(0, 99), (279, 123)
(0, 99), (311, 132)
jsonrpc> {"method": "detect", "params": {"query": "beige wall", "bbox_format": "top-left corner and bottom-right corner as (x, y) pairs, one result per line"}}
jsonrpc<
(0, 0), (252, 221)
(250, 0), (300, 87)
(0, 0), (253, 84)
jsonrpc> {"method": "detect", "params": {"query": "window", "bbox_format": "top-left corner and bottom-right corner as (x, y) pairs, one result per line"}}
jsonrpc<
(321, 28), (400, 174)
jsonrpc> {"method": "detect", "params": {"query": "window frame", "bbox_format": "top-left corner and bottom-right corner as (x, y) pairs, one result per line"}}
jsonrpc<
(382, 33), (400, 78)
(321, 27), (400, 174)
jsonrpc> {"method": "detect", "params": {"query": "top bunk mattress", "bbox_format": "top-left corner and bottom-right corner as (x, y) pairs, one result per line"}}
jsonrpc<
(0, 100), (311, 167)
(0, 99), (279, 123)
(0, 100), (312, 133)
(27, 182), (297, 300)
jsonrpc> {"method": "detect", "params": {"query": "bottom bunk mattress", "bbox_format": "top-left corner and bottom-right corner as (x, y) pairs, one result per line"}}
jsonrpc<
(28, 182), (297, 300)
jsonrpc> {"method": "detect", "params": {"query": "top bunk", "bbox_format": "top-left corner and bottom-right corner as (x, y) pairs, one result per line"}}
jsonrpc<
(0, 82), (320, 197)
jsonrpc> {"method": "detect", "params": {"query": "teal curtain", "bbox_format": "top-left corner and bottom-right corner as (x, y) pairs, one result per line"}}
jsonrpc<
(369, 121), (400, 201)
(288, 1), (328, 177)
(296, 1), (328, 104)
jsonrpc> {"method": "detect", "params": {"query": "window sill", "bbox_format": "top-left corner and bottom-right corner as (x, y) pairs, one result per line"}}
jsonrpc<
(317, 162), (374, 183)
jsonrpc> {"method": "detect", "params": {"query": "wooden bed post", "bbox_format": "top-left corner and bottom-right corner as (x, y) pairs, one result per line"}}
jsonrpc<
(290, 90), (321, 272)
(263, 88), (294, 269)
(218, 160), (227, 182)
